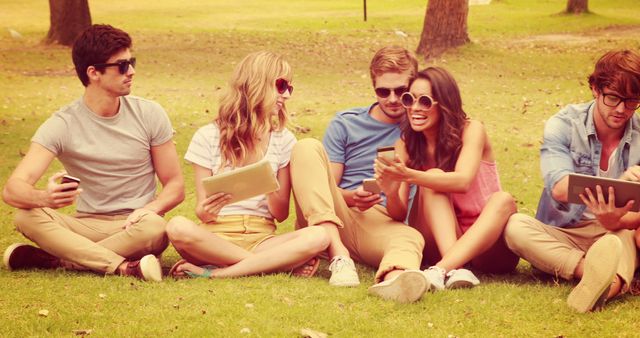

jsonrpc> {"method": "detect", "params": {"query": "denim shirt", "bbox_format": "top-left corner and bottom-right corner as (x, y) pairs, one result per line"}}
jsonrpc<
(535, 101), (640, 227)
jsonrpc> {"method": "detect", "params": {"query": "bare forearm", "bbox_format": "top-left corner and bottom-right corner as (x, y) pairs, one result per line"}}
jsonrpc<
(385, 190), (407, 222)
(267, 193), (290, 222)
(407, 169), (472, 193)
(2, 178), (48, 209)
(143, 180), (184, 216)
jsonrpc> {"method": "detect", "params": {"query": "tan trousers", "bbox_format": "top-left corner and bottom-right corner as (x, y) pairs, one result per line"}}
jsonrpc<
(504, 213), (637, 292)
(290, 139), (424, 283)
(14, 207), (168, 274)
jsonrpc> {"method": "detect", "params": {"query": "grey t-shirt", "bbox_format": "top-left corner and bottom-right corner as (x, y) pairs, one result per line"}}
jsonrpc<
(32, 96), (174, 215)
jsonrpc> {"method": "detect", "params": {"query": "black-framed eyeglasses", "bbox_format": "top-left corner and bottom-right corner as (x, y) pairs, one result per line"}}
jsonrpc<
(92, 57), (136, 75)
(276, 78), (293, 95)
(602, 93), (640, 110)
(400, 92), (437, 109)
(375, 86), (407, 98)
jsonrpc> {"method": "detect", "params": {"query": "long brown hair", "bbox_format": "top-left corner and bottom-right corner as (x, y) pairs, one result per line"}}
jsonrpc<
(215, 51), (291, 168)
(402, 67), (468, 171)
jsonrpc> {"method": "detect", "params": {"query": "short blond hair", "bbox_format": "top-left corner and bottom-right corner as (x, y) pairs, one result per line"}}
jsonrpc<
(369, 46), (418, 86)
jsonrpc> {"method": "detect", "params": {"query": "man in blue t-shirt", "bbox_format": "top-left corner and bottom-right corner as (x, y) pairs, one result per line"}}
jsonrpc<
(290, 46), (429, 303)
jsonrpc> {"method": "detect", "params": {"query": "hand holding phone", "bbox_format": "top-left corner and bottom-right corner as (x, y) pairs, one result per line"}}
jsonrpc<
(60, 174), (81, 192)
(362, 178), (381, 194)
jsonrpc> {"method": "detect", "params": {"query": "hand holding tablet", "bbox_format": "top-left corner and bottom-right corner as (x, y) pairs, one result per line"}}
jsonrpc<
(567, 173), (640, 212)
(201, 159), (279, 204)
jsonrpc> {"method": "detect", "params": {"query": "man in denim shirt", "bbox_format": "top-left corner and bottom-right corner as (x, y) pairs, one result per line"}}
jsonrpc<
(505, 50), (640, 313)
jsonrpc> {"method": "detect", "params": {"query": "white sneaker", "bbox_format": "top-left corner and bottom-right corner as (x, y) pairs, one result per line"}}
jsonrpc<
(328, 256), (360, 287)
(423, 266), (446, 291)
(368, 270), (429, 303)
(445, 268), (480, 289)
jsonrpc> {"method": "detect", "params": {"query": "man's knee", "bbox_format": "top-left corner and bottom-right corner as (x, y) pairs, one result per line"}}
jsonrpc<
(291, 138), (323, 161)
(391, 225), (425, 250)
(14, 208), (51, 235)
(503, 213), (535, 252)
(138, 212), (167, 237)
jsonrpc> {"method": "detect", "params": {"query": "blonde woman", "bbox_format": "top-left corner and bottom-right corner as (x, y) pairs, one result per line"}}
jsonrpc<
(166, 51), (329, 278)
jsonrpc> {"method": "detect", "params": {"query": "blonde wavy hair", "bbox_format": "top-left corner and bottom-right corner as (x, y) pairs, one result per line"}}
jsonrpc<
(215, 51), (292, 168)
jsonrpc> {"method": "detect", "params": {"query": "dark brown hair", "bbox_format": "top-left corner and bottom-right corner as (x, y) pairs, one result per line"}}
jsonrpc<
(588, 50), (640, 97)
(72, 24), (132, 86)
(402, 67), (468, 171)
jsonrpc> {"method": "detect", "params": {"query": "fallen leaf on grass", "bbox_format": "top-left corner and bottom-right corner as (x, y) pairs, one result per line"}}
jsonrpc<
(300, 328), (328, 338)
(72, 329), (93, 336)
(38, 309), (49, 317)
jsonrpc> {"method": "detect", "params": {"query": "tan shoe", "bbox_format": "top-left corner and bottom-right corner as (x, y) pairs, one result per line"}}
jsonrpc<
(120, 254), (163, 282)
(368, 270), (429, 303)
(567, 234), (621, 313)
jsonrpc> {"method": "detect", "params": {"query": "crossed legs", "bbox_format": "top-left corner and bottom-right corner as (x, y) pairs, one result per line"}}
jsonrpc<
(166, 216), (330, 278)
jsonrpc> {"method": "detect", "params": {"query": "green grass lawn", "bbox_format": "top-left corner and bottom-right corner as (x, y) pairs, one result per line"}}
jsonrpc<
(1, 0), (640, 336)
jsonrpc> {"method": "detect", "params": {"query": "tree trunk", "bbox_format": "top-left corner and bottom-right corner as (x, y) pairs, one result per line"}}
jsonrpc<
(45, 0), (91, 46)
(565, 0), (589, 14)
(416, 0), (470, 59)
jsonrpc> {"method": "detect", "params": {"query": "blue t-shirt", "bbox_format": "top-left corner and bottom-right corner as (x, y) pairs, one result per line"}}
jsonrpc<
(323, 103), (401, 192)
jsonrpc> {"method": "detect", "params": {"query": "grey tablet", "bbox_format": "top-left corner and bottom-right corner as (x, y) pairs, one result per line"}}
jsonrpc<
(202, 159), (280, 204)
(567, 173), (640, 212)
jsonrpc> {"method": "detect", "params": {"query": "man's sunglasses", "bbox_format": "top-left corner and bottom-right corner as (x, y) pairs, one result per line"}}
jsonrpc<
(276, 78), (293, 95)
(375, 86), (407, 98)
(92, 57), (136, 75)
(400, 92), (437, 110)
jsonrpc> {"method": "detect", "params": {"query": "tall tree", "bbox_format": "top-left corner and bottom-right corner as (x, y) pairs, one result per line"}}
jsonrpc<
(565, 0), (589, 14)
(45, 0), (91, 46)
(416, 0), (469, 59)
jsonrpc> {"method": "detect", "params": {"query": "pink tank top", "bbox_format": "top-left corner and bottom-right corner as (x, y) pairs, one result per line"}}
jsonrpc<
(450, 160), (501, 232)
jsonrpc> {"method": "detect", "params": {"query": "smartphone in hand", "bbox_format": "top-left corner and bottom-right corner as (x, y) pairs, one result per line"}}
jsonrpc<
(60, 174), (81, 192)
(377, 146), (396, 162)
(362, 178), (381, 194)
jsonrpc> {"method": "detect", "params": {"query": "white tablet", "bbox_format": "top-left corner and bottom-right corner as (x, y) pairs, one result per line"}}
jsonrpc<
(567, 173), (640, 212)
(201, 159), (280, 204)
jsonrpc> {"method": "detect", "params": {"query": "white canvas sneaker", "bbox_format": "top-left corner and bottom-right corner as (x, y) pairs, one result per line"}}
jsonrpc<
(445, 268), (480, 289)
(368, 270), (430, 303)
(328, 255), (360, 287)
(423, 266), (446, 291)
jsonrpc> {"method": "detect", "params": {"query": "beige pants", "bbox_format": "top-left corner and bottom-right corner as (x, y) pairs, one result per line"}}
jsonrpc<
(504, 213), (637, 292)
(14, 207), (168, 274)
(290, 139), (424, 283)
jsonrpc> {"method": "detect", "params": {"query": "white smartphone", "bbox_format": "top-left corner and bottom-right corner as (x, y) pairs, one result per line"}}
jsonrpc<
(362, 178), (381, 194)
(377, 146), (396, 162)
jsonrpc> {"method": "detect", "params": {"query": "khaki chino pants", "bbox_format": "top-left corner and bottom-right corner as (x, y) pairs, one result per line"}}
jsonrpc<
(504, 213), (637, 292)
(14, 207), (168, 274)
(290, 139), (424, 283)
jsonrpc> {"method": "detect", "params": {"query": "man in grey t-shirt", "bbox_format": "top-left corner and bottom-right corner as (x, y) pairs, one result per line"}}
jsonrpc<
(1, 24), (184, 281)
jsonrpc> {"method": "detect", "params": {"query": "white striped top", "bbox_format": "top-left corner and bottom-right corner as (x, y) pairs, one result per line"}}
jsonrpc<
(185, 123), (297, 218)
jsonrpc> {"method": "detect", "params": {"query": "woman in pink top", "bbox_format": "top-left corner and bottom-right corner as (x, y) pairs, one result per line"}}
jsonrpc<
(375, 67), (518, 290)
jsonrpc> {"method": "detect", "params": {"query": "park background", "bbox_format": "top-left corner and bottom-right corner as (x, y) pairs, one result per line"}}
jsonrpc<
(1, 0), (639, 336)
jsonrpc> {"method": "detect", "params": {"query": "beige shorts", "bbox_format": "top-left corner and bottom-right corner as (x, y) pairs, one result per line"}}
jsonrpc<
(201, 215), (276, 251)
